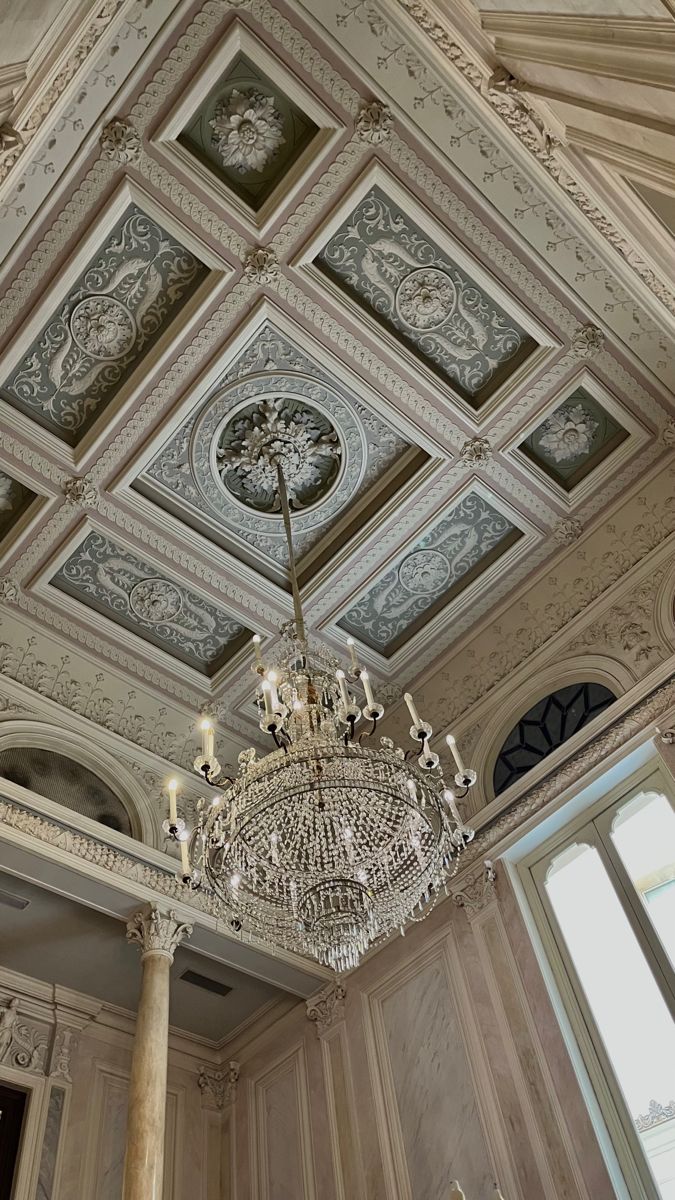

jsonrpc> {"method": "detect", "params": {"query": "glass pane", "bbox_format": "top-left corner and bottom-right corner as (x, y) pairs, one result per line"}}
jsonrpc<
(546, 842), (675, 1199)
(611, 791), (675, 973)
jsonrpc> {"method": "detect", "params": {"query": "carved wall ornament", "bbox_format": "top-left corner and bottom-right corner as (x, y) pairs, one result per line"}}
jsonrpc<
(50, 1026), (76, 1082)
(458, 436), (492, 467)
(571, 323), (605, 360)
(635, 1099), (675, 1132)
(242, 246), (280, 285)
(198, 1061), (240, 1109)
(0, 577), (19, 604)
(0, 475), (14, 512)
(0, 124), (22, 158)
(306, 980), (347, 1037)
(99, 117), (141, 165)
(355, 99), (393, 143)
(217, 396), (342, 513)
(552, 518), (583, 545)
(63, 475), (99, 508)
(538, 403), (598, 464)
(210, 90), (285, 173)
(661, 419), (675, 448)
(0, 996), (49, 1072)
(319, 188), (533, 399)
(452, 860), (497, 918)
(126, 905), (192, 961)
(659, 729), (675, 745)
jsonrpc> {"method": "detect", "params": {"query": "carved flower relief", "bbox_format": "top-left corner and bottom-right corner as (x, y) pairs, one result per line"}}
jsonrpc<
(396, 269), (455, 330)
(537, 403), (599, 463)
(217, 396), (342, 514)
(210, 90), (285, 174)
(5, 209), (205, 437)
(0, 473), (15, 512)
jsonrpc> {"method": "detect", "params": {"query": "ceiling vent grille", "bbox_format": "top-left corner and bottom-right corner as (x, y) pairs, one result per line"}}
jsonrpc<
(0, 887), (30, 911)
(179, 968), (231, 997)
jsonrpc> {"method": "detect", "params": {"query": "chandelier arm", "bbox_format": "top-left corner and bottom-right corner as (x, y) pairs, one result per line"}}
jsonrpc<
(275, 460), (306, 646)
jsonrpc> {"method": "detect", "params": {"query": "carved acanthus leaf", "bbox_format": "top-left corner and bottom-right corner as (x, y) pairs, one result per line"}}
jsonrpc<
(126, 905), (192, 961)
(458, 436), (492, 467)
(198, 1061), (240, 1109)
(242, 247), (280, 286)
(100, 117), (141, 165)
(355, 99), (393, 143)
(452, 860), (497, 919)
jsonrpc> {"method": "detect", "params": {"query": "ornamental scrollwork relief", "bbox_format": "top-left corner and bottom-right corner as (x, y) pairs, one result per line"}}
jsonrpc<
(452, 860), (497, 919)
(63, 475), (99, 508)
(458, 437), (492, 467)
(306, 980), (346, 1037)
(552, 518), (583, 546)
(242, 246), (280, 286)
(0, 997), (49, 1073)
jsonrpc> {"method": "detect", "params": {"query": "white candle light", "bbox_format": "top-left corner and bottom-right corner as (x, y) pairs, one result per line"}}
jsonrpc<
(346, 636), (359, 672)
(404, 692), (422, 728)
(252, 633), (263, 665)
(361, 669), (376, 712)
(168, 778), (178, 825)
(261, 679), (274, 720)
(180, 838), (190, 877)
(267, 670), (280, 711)
(200, 719), (214, 759)
(446, 733), (465, 775)
(336, 669), (350, 709)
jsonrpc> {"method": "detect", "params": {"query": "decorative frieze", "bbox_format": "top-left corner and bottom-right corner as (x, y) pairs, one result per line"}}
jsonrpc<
(126, 905), (193, 962)
(306, 980), (346, 1037)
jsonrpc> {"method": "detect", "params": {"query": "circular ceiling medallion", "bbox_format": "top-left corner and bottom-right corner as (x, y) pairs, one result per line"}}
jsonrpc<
(398, 549), (450, 595)
(129, 578), (183, 624)
(395, 268), (455, 331)
(70, 295), (136, 361)
(216, 395), (342, 514)
(191, 371), (364, 536)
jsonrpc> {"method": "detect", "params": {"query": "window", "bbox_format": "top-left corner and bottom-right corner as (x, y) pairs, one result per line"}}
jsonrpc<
(526, 765), (675, 1200)
(493, 682), (616, 795)
(0, 1083), (28, 1200)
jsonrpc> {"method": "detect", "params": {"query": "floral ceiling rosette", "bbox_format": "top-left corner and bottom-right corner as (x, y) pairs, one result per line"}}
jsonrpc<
(1, 207), (207, 443)
(209, 89), (285, 174)
(520, 385), (628, 491)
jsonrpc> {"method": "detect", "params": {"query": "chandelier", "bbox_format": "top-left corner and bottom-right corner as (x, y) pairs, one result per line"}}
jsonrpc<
(165, 460), (476, 974)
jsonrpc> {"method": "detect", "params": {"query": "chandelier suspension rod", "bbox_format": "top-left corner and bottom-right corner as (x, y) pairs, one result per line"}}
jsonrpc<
(275, 459), (306, 645)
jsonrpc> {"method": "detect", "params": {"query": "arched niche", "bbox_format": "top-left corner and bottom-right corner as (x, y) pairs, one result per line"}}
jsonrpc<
(0, 720), (155, 844)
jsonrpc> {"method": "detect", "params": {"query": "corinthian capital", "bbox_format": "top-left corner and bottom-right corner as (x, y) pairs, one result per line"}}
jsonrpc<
(126, 905), (192, 962)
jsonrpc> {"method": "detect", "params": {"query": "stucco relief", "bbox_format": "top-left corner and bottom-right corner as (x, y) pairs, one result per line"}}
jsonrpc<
(210, 90), (285, 173)
(338, 492), (519, 652)
(2, 208), (207, 442)
(51, 531), (248, 672)
(319, 187), (533, 401)
(140, 322), (408, 569)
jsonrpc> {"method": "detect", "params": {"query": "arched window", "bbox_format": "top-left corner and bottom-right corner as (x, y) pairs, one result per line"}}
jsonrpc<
(0, 746), (134, 836)
(493, 681), (616, 796)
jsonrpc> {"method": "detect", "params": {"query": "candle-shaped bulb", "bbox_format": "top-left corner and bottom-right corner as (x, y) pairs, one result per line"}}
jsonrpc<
(404, 691), (422, 729)
(361, 669), (376, 712)
(266, 670), (280, 711)
(252, 633), (263, 665)
(346, 636), (359, 672)
(336, 669), (350, 709)
(200, 718), (214, 759)
(448, 1184), (466, 1200)
(446, 733), (465, 776)
(180, 837), (190, 878)
(261, 679), (274, 720)
(168, 778), (178, 824)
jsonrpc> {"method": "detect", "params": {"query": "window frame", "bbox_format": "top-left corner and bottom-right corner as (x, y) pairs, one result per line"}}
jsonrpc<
(520, 760), (675, 1200)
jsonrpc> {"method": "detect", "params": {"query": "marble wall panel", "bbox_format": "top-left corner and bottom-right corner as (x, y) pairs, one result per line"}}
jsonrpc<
(256, 1056), (310, 1200)
(374, 950), (494, 1199)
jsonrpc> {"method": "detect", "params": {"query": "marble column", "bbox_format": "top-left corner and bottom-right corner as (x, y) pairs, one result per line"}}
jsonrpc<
(122, 906), (192, 1200)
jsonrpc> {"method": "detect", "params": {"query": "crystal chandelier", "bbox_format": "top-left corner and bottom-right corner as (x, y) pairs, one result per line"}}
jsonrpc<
(165, 462), (476, 974)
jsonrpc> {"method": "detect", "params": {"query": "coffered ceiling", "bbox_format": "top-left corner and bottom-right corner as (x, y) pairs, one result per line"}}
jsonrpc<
(0, 0), (672, 790)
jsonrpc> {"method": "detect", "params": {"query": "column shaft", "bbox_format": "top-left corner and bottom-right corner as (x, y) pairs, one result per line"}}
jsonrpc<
(123, 952), (171, 1200)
